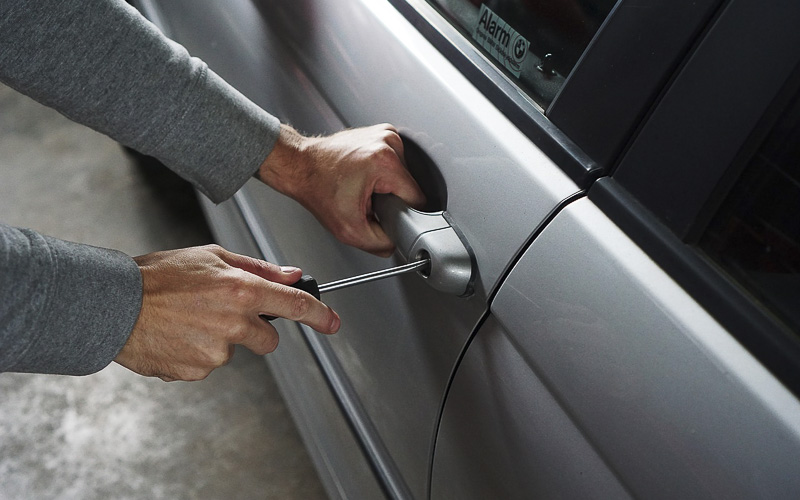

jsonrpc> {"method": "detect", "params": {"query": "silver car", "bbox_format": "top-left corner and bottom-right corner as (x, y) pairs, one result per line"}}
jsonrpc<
(132, 0), (800, 498)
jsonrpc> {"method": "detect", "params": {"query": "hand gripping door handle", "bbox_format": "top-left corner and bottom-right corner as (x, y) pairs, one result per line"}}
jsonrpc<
(373, 194), (474, 297)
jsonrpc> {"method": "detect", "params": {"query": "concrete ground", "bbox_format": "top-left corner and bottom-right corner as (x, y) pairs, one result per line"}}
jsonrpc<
(0, 84), (326, 499)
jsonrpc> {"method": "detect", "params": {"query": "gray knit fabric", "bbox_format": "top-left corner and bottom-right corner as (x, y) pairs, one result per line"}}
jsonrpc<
(0, 226), (143, 375)
(0, 0), (282, 374)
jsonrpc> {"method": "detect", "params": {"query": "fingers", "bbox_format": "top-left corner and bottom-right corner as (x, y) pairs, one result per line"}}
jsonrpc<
(257, 280), (341, 334)
(378, 124), (405, 161)
(236, 317), (281, 355)
(371, 126), (427, 210)
(212, 245), (303, 285)
(341, 229), (394, 257)
(213, 248), (338, 335)
(122, 245), (340, 382)
(364, 219), (395, 257)
(213, 249), (340, 336)
(258, 123), (426, 256)
(376, 164), (427, 209)
(327, 199), (394, 256)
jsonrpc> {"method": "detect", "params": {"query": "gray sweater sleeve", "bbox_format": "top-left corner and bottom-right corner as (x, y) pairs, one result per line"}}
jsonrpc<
(0, 0), (281, 202)
(0, 225), (142, 375)
(0, 0), (282, 374)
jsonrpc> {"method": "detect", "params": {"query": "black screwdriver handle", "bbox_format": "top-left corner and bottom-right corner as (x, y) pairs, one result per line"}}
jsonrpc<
(260, 275), (321, 322)
(289, 275), (321, 300)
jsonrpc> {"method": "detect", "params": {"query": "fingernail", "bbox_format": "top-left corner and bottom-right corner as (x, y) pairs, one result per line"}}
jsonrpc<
(329, 313), (341, 334)
(280, 266), (300, 274)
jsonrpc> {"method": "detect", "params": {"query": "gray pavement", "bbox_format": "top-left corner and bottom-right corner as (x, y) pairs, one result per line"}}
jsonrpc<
(0, 84), (326, 500)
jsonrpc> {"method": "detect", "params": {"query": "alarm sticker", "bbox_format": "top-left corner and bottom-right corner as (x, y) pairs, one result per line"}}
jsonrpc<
(472, 4), (530, 77)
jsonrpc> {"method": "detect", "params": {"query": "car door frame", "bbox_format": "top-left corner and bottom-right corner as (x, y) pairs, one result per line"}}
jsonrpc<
(593, 0), (800, 396)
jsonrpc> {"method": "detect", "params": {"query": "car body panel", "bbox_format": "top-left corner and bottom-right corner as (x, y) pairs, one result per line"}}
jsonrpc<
(442, 198), (800, 498)
(431, 315), (631, 499)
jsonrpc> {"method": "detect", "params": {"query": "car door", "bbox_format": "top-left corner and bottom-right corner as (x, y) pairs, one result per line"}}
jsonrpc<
(432, 0), (800, 497)
(133, 0), (582, 497)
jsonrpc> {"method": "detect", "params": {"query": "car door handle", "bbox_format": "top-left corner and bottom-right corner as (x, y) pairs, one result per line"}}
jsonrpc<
(373, 194), (474, 296)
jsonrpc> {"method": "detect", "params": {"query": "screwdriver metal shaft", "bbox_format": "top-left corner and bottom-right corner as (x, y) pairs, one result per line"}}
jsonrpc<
(261, 259), (431, 322)
(318, 259), (430, 294)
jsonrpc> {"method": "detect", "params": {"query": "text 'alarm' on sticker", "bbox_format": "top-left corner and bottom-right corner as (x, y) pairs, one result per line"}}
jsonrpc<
(472, 4), (530, 78)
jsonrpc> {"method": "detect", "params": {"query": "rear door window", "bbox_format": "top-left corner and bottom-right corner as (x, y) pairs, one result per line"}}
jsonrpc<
(427, 0), (617, 106)
(700, 88), (800, 334)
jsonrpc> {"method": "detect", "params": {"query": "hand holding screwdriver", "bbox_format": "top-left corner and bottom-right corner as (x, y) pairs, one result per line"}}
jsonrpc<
(261, 259), (431, 321)
(115, 245), (341, 382)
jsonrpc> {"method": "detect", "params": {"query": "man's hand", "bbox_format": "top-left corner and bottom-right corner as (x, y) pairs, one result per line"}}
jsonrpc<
(114, 245), (339, 382)
(258, 124), (426, 257)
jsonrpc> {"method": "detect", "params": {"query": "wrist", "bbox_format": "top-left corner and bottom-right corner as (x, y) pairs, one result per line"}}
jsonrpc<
(258, 124), (313, 198)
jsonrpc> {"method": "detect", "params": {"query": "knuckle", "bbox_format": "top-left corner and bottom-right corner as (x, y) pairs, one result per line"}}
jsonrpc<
(289, 289), (311, 318)
(248, 328), (279, 355)
(329, 220), (357, 246)
(184, 368), (212, 381)
(260, 260), (280, 274)
(224, 275), (256, 306)
(171, 366), (209, 382)
(202, 243), (224, 255)
(374, 147), (404, 172)
(227, 322), (248, 343)
(375, 144), (396, 162)
(337, 225), (361, 248)
(262, 334), (280, 354)
(204, 348), (231, 369)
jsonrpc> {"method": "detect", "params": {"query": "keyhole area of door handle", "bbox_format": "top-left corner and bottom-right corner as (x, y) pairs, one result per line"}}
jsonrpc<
(415, 249), (432, 279)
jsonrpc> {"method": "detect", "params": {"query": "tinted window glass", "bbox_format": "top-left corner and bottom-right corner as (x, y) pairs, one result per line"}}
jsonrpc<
(427, 0), (617, 107)
(701, 90), (800, 333)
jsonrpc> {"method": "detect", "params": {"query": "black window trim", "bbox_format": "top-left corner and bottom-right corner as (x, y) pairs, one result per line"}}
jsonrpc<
(548, 0), (726, 171)
(387, 0), (726, 186)
(613, 0), (800, 241)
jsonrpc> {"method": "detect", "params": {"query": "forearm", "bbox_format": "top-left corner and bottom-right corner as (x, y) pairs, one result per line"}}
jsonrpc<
(0, 0), (280, 202)
(0, 225), (142, 375)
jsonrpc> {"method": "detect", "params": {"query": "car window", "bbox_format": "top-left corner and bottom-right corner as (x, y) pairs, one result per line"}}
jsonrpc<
(427, 0), (617, 107)
(700, 88), (800, 334)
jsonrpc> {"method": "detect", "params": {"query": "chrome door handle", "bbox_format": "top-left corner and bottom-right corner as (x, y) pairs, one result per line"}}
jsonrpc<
(373, 194), (474, 297)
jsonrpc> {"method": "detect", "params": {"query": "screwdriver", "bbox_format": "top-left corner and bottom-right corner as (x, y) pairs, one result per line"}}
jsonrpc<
(261, 258), (431, 321)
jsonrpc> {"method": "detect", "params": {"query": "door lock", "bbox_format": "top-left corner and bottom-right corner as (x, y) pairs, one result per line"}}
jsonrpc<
(373, 194), (474, 297)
